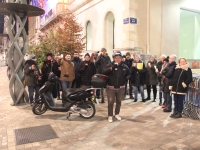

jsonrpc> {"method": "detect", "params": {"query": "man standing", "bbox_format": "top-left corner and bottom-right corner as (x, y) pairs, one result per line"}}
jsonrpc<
(71, 51), (82, 88)
(103, 51), (130, 123)
(124, 52), (134, 99)
(24, 54), (42, 105)
(79, 53), (96, 86)
(95, 48), (111, 103)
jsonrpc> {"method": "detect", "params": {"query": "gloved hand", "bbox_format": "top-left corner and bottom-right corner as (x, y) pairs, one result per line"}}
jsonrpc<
(169, 86), (172, 90)
(182, 82), (187, 88)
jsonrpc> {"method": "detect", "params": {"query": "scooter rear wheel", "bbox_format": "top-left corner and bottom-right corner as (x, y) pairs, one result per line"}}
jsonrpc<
(79, 102), (96, 119)
(32, 103), (47, 115)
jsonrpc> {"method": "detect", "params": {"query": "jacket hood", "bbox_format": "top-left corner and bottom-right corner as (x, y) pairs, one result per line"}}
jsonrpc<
(175, 63), (189, 71)
(25, 60), (36, 65)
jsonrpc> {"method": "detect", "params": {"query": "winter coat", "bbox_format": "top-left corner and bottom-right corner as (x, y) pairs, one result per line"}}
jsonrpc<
(161, 61), (177, 93)
(103, 62), (131, 88)
(24, 60), (42, 86)
(156, 61), (163, 82)
(95, 54), (111, 74)
(79, 61), (96, 86)
(170, 64), (193, 95)
(130, 60), (146, 86)
(41, 59), (59, 85)
(124, 58), (133, 69)
(71, 57), (82, 78)
(145, 60), (158, 85)
(58, 59), (75, 82)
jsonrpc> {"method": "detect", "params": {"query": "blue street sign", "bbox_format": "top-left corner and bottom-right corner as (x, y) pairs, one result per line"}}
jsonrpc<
(130, 18), (137, 24)
(123, 18), (129, 24)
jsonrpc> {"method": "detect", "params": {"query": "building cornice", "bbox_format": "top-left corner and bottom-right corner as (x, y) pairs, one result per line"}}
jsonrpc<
(71, 0), (93, 13)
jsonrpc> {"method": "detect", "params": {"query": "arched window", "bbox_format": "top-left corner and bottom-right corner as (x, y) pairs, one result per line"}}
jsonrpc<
(86, 21), (92, 51)
(105, 12), (115, 56)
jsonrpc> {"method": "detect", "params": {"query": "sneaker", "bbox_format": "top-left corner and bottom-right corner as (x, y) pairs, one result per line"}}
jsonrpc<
(134, 99), (138, 102)
(162, 104), (167, 108)
(115, 115), (121, 121)
(108, 116), (113, 123)
(163, 108), (172, 112)
(130, 95), (134, 99)
(170, 111), (179, 118)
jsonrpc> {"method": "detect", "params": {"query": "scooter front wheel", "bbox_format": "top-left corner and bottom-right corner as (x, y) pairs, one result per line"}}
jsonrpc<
(79, 102), (96, 119)
(32, 103), (47, 115)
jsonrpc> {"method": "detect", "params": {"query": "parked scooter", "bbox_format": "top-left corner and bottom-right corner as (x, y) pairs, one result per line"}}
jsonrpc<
(32, 72), (97, 120)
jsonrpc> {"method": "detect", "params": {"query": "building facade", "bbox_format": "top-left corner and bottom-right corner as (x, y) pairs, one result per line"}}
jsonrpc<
(28, 0), (200, 60)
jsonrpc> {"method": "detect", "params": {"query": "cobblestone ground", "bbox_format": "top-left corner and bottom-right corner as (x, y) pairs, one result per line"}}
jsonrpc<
(0, 66), (200, 150)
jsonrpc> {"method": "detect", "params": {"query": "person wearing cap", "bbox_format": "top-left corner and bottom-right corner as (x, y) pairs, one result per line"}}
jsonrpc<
(71, 51), (82, 88)
(24, 54), (42, 105)
(161, 54), (177, 112)
(144, 55), (158, 102)
(41, 53), (59, 98)
(124, 52), (134, 99)
(156, 54), (167, 105)
(79, 53), (96, 86)
(95, 48), (111, 103)
(103, 51), (131, 123)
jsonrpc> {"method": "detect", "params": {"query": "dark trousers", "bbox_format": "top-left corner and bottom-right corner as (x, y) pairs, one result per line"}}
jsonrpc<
(174, 94), (185, 113)
(107, 88), (124, 116)
(72, 76), (81, 88)
(96, 89), (100, 97)
(146, 85), (157, 99)
(28, 86), (40, 104)
(56, 82), (60, 98)
(163, 92), (172, 110)
(125, 79), (132, 96)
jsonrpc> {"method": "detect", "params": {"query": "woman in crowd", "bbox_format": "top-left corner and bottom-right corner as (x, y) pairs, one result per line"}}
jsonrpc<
(130, 54), (146, 102)
(144, 55), (158, 102)
(169, 58), (192, 118)
(79, 53), (96, 87)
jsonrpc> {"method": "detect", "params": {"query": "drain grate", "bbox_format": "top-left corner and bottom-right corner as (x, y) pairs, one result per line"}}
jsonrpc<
(14, 124), (58, 145)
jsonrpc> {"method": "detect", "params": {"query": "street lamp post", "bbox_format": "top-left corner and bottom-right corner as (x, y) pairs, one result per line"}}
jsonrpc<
(0, 1), (44, 105)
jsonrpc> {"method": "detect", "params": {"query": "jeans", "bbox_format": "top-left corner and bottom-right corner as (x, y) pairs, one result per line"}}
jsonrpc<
(174, 94), (185, 113)
(125, 79), (133, 96)
(133, 86), (144, 99)
(146, 85), (157, 99)
(28, 86), (40, 104)
(163, 92), (172, 110)
(71, 76), (81, 88)
(106, 88), (124, 116)
(61, 81), (72, 103)
(61, 81), (72, 89)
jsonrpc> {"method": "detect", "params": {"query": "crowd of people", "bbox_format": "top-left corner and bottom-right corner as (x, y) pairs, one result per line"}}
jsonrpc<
(24, 48), (193, 122)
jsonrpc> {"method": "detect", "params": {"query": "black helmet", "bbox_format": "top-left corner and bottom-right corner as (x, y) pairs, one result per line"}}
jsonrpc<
(113, 51), (122, 57)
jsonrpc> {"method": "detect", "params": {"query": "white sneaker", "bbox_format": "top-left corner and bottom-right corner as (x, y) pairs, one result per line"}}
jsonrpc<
(108, 116), (113, 123)
(115, 115), (121, 120)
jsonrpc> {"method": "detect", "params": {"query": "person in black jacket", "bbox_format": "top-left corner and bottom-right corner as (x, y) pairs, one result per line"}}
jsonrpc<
(79, 53), (96, 86)
(71, 51), (82, 88)
(124, 52), (134, 99)
(103, 51), (130, 123)
(24, 54), (42, 105)
(144, 55), (158, 102)
(95, 48), (111, 103)
(130, 54), (146, 102)
(41, 53), (59, 98)
(156, 54), (167, 105)
(161, 54), (177, 112)
(169, 58), (192, 118)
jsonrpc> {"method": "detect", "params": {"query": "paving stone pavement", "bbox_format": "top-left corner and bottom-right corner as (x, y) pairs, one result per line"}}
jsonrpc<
(1, 66), (200, 150)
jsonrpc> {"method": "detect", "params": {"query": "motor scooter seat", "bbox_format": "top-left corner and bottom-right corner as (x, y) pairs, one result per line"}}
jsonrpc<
(62, 87), (90, 97)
